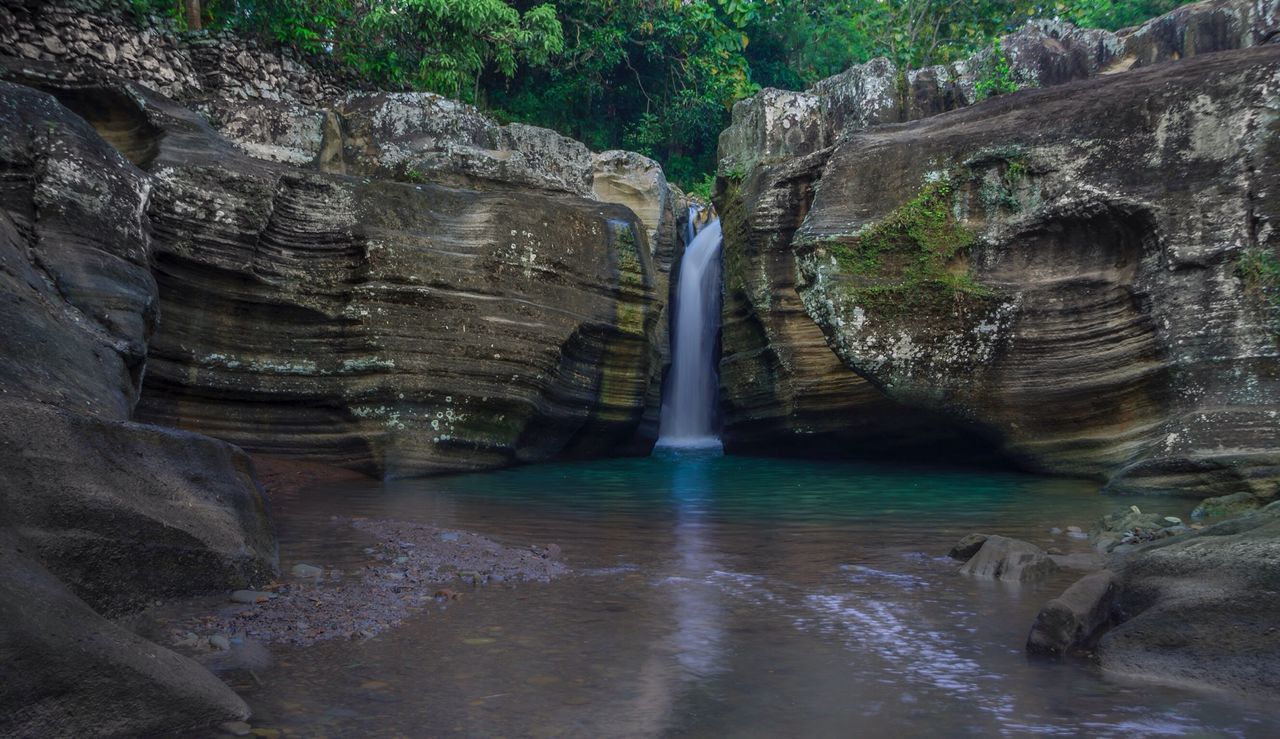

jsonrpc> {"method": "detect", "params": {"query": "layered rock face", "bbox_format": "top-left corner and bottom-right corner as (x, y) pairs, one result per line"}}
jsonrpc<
(1, 54), (672, 478)
(0, 79), (274, 732)
(717, 3), (1280, 494)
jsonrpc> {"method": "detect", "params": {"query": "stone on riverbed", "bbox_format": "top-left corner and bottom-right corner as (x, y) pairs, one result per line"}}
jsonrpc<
(1027, 570), (1119, 657)
(230, 590), (274, 604)
(948, 533), (990, 561)
(290, 564), (323, 579)
(959, 536), (1058, 582)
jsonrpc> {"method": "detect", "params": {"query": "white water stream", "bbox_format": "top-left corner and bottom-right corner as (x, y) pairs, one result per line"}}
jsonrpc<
(657, 213), (722, 448)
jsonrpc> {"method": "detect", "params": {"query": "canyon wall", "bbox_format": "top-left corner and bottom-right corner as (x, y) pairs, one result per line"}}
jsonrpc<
(1, 0), (685, 477)
(717, 1), (1280, 495)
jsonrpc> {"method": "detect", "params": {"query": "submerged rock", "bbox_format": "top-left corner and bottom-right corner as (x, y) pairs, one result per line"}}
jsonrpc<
(958, 535), (1058, 582)
(1027, 570), (1119, 657)
(290, 564), (324, 579)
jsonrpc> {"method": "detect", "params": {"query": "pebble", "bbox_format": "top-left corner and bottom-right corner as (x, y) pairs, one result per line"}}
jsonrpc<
(1066, 525), (1083, 533)
(230, 590), (273, 604)
(219, 721), (251, 736)
(1049, 527), (1062, 535)
(291, 563), (323, 578)
(209, 634), (231, 650)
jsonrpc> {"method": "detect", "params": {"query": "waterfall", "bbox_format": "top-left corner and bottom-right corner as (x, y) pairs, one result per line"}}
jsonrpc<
(657, 216), (723, 449)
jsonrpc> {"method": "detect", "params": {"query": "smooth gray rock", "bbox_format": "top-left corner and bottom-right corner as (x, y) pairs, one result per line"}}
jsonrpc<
(0, 399), (277, 617)
(1027, 570), (1119, 656)
(290, 563), (323, 579)
(0, 530), (250, 737)
(959, 535), (1059, 582)
(1099, 506), (1280, 696)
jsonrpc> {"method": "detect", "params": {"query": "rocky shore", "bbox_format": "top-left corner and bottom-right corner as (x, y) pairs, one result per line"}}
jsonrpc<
(167, 516), (567, 651)
(952, 493), (1280, 697)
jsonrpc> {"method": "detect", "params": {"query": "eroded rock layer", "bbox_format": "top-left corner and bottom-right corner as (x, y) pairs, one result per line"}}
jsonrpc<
(0, 58), (666, 478)
(718, 42), (1280, 493)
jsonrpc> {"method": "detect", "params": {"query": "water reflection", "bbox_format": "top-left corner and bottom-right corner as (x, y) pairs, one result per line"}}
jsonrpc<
(627, 448), (727, 733)
(241, 455), (1280, 738)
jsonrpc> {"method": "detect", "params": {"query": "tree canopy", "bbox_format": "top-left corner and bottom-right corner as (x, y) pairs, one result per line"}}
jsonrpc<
(143, 0), (1184, 194)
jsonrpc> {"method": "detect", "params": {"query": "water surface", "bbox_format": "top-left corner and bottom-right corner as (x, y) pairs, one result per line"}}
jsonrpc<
(236, 451), (1279, 737)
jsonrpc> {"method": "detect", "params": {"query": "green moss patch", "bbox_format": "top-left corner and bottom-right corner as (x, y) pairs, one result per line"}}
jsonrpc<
(819, 176), (994, 317)
(1237, 247), (1280, 338)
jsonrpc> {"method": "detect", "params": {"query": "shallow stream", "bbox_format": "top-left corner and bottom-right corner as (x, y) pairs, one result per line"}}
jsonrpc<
(224, 451), (1279, 737)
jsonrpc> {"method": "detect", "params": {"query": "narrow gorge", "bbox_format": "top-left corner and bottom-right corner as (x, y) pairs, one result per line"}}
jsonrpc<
(1, 0), (1278, 736)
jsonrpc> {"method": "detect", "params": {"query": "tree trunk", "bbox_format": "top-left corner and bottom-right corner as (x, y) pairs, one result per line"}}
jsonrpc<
(184, 0), (202, 31)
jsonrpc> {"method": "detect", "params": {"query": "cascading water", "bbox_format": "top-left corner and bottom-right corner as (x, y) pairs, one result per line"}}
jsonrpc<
(657, 213), (723, 449)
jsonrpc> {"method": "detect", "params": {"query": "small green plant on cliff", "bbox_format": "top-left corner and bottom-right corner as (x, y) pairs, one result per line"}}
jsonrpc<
(822, 175), (993, 316)
(975, 39), (1020, 101)
(1237, 248), (1280, 336)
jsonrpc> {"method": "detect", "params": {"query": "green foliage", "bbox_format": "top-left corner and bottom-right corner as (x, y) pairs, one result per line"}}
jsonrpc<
(823, 175), (992, 316)
(1237, 248), (1280, 336)
(1056, 0), (1183, 30)
(123, 0), (1185, 190)
(975, 39), (1019, 101)
(688, 172), (717, 202)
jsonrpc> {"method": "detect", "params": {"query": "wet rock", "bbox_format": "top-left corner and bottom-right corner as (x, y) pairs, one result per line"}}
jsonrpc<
(220, 722), (252, 736)
(209, 635), (231, 650)
(948, 533), (990, 561)
(1191, 491), (1265, 520)
(1048, 552), (1105, 572)
(1091, 509), (1181, 552)
(1027, 570), (1119, 657)
(959, 536), (1058, 582)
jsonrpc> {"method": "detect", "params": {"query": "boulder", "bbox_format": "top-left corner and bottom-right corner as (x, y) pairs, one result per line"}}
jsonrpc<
(948, 532), (990, 561)
(592, 149), (671, 259)
(1098, 503), (1280, 696)
(1191, 491), (1266, 519)
(1091, 508), (1182, 552)
(1027, 570), (1119, 656)
(959, 535), (1058, 582)
(335, 91), (594, 196)
(0, 399), (278, 617)
(0, 530), (251, 737)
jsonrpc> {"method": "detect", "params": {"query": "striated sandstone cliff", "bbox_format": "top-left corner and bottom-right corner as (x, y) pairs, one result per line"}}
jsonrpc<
(717, 2), (1280, 495)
